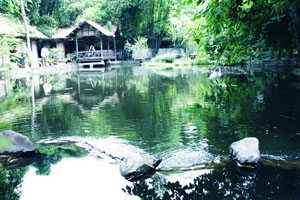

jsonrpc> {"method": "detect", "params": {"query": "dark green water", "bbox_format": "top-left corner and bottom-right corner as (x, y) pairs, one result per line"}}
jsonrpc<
(0, 66), (300, 199)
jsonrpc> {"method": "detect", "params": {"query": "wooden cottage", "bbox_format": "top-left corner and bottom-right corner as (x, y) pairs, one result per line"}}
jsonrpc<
(53, 20), (118, 64)
(0, 15), (48, 67)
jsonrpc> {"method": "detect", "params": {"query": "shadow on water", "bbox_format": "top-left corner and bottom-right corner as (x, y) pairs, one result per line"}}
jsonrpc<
(124, 161), (300, 200)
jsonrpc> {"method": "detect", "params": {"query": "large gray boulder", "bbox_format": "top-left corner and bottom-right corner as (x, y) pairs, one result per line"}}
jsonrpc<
(230, 137), (260, 168)
(120, 154), (161, 181)
(0, 130), (35, 154)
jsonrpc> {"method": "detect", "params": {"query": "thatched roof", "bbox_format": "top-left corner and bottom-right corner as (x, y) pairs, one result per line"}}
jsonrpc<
(0, 15), (47, 39)
(52, 26), (77, 39)
(52, 20), (115, 39)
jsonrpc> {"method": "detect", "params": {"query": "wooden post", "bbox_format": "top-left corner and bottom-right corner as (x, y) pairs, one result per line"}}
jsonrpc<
(113, 37), (117, 60)
(100, 35), (103, 58)
(76, 37), (78, 53)
(108, 39), (110, 57)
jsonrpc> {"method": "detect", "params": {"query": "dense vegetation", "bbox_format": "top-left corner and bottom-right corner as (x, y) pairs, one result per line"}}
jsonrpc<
(186, 0), (300, 65)
(0, 0), (299, 65)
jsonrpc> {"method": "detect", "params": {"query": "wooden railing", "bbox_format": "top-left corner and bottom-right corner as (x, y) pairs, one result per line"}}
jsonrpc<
(77, 50), (115, 59)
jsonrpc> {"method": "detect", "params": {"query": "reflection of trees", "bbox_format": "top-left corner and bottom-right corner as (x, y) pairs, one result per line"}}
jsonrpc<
(186, 73), (298, 156)
(124, 162), (300, 199)
(108, 69), (204, 152)
(1, 68), (299, 160)
(0, 167), (27, 200)
(33, 143), (88, 175)
(0, 79), (32, 131)
(34, 96), (84, 138)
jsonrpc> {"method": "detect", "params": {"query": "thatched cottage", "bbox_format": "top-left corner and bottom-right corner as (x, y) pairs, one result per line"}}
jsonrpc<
(0, 15), (48, 67)
(52, 20), (124, 63)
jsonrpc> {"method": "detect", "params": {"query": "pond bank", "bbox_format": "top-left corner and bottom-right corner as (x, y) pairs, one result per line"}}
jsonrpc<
(0, 61), (144, 80)
(142, 61), (213, 68)
(1, 63), (77, 80)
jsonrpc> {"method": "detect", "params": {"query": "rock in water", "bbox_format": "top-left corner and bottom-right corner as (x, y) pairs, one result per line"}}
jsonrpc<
(0, 130), (35, 154)
(120, 154), (162, 181)
(230, 137), (260, 168)
(0, 130), (36, 169)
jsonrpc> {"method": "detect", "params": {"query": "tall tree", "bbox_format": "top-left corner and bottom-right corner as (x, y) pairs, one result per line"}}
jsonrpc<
(146, 0), (173, 53)
(20, 0), (32, 67)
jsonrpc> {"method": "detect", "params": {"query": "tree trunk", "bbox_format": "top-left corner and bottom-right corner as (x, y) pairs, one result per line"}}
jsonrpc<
(20, 0), (32, 67)
(48, 0), (57, 16)
(290, 0), (300, 61)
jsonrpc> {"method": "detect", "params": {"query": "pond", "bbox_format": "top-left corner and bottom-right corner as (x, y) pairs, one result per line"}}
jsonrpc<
(0, 65), (300, 199)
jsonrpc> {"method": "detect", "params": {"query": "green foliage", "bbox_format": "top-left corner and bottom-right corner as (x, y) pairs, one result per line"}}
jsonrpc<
(1, 0), (189, 51)
(78, 0), (179, 49)
(0, 36), (21, 62)
(151, 54), (177, 63)
(0, 0), (20, 16)
(0, 35), (27, 67)
(125, 37), (148, 52)
(167, 2), (195, 47)
(66, 52), (78, 62)
(48, 48), (61, 63)
(186, 0), (299, 65)
(35, 15), (58, 37)
(0, 167), (27, 200)
(77, 2), (110, 24)
(34, 143), (88, 175)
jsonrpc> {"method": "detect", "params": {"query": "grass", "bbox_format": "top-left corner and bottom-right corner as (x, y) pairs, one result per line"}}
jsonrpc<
(142, 53), (212, 68)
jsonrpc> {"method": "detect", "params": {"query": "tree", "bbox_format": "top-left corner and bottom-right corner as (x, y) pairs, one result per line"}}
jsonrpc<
(102, 0), (178, 53)
(20, 0), (32, 67)
(145, 0), (174, 53)
(289, 0), (300, 61)
(0, 0), (20, 16)
(186, 0), (300, 65)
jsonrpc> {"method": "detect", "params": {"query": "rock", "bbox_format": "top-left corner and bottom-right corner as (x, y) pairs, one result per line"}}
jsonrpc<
(0, 130), (35, 154)
(0, 130), (36, 169)
(0, 153), (36, 169)
(230, 137), (260, 168)
(120, 154), (162, 181)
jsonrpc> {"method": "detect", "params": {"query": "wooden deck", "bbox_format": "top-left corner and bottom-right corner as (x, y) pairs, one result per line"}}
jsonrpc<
(79, 61), (105, 72)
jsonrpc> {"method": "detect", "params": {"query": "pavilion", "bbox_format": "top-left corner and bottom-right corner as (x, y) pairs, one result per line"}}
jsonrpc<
(53, 20), (118, 64)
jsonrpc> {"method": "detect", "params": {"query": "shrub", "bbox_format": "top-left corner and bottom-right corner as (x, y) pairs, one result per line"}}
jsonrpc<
(151, 54), (177, 63)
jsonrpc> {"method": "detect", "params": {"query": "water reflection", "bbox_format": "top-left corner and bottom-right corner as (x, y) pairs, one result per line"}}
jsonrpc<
(1, 66), (300, 199)
(124, 161), (300, 200)
(1, 67), (300, 156)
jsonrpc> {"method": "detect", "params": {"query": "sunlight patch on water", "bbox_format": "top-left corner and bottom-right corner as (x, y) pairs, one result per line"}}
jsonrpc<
(20, 156), (138, 200)
(160, 146), (214, 169)
(165, 169), (212, 186)
(39, 136), (214, 170)
(260, 154), (287, 160)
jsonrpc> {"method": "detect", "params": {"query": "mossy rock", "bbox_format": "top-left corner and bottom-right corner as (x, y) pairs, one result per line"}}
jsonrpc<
(0, 130), (35, 154)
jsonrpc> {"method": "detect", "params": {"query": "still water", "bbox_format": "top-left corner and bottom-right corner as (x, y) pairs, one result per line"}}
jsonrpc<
(0, 66), (300, 199)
